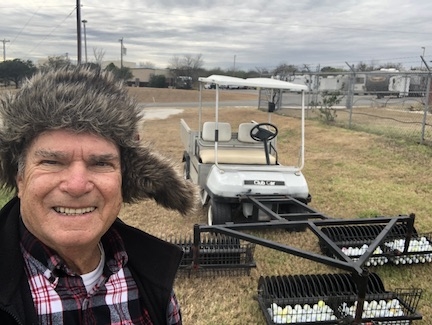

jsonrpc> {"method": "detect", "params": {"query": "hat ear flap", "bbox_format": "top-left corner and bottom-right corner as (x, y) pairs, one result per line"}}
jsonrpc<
(121, 146), (198, 215)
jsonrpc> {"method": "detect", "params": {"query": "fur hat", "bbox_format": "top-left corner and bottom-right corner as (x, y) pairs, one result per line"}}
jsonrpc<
(0, 66), (196, 214)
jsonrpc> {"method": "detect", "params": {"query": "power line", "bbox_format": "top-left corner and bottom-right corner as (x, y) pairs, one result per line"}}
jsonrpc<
(26, 7), (76, 58)
(9, 7), (42, 47)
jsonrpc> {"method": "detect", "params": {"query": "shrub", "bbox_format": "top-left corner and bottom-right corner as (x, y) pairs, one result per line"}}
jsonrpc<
(149, 75), (167, 88)
(317, 90), (343, 123)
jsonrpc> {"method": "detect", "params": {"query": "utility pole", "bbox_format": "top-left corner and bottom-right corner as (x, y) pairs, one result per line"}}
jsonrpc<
(76, 0), (82, 64)
(119, 38), (124, 68)
(2, 39), (10, 61)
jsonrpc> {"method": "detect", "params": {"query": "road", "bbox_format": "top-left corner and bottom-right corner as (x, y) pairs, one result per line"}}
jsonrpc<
(140, 89), (426, 110)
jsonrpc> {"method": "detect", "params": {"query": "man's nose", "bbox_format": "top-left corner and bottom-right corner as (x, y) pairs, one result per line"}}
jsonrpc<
(59, 163), (94, 195)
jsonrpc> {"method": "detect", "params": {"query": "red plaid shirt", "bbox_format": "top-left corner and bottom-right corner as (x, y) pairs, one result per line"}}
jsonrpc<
(20, 222), (182, 325)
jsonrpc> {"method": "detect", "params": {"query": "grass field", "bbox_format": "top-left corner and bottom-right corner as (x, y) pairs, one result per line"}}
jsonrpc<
(1, 87), (432, 324)
(123, 88), (432, 324)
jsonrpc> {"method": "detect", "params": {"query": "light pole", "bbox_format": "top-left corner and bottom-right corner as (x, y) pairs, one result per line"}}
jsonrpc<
(119, 37), (124, 68)
(76, 0), (82, 64)
(82, 20), (88, 63)
(2, 39), (10, 61)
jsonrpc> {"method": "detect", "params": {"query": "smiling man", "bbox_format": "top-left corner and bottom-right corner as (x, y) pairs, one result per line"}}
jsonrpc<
(0, 67), (196, 324)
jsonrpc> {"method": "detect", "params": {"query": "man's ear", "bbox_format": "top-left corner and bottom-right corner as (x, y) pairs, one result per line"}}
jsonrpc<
(16, 172), (23, 198)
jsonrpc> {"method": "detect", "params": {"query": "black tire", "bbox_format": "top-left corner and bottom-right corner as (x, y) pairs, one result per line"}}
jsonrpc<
(183, 161), (190, 180)
(183, 153), (190, 180)
(207, 199), (232, 225)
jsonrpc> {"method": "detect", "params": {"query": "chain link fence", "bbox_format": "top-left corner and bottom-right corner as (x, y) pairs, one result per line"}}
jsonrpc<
(259, 71), (432, 145)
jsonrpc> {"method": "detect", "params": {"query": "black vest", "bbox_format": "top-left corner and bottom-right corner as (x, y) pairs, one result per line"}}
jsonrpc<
(0, 197), (183, 325)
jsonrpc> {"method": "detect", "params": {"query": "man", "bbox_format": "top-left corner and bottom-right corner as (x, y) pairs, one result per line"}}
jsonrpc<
(0, 67), (196, 324)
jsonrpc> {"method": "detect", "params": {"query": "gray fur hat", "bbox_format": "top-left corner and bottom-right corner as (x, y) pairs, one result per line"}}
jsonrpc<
(0, 66), (196, 214)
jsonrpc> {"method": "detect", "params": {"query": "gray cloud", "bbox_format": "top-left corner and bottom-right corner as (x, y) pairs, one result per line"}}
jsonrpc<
(1, 0), (431, 70)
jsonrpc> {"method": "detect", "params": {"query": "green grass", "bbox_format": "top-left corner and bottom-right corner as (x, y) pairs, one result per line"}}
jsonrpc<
(0, 188), (13, 207)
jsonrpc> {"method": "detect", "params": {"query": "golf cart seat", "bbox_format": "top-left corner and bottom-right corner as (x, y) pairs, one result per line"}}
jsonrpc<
(202, 121), (232, 141)
(199, 121), (276, 165)
(238, 122), (259, 143)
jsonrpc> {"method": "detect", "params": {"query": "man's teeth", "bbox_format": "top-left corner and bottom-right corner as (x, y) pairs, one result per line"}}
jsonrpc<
(54, 207), (95, 215)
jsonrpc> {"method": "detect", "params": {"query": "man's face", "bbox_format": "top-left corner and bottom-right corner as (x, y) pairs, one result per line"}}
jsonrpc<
(17, 130), (123, 252)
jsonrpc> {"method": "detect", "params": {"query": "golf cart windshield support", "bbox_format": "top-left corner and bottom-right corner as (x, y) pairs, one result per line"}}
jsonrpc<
(198, 75), (308, 172)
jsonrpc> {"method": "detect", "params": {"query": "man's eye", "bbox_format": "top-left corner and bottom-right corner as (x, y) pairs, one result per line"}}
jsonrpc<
(41, 160), (59, 165)
(95, 161), (111, 167)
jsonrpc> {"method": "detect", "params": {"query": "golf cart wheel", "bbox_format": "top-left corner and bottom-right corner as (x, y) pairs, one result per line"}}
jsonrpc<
(183, 153), (190, 180)
(183, 161), (190, 180)
(208, 200), (232, 225)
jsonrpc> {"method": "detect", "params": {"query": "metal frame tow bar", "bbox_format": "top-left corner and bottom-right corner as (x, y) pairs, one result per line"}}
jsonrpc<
(177, 194), (427, 324)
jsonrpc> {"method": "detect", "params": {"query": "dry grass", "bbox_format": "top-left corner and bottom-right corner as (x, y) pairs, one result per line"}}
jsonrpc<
(117, 88), (432, 325)
(3, 86), (429, 323)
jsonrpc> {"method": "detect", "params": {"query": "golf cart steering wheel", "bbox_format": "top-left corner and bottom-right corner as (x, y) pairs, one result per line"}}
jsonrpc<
(250, 123), (278, 142)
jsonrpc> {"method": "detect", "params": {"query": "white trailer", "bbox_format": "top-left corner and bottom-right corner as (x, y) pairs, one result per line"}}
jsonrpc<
(318, 75), (347, 92)
(180, 75), (311, 225)
(389, 75), (411, 97)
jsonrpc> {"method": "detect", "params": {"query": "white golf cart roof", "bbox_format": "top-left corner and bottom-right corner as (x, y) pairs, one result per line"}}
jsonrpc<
(197, 74), (307, 171)
(199, 74), (308, 92)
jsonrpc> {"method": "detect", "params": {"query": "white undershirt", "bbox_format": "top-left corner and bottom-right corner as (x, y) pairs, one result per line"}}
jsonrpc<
(81, 242), (105, 293)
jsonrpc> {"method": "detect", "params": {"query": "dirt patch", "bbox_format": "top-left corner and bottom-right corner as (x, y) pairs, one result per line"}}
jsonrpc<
(141, 107), (184, 120)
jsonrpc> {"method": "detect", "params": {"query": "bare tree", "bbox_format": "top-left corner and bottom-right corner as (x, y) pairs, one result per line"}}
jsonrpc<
(356, 61), (377, 72)
(168, 54), (204, 81)
(93, 48), (106, 67)
(39, 55), (73, 72)
(378, 62), (404, 71)
(255, 67), (270, 77)
(168, 55), (182, 72)
(356, 61), (403, 72)
(139, 61), (156, 69)
(272, 64), (298, 78)
(185, 54), (204, 71)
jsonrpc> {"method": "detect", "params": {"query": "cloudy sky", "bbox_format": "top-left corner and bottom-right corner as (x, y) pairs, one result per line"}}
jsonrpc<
(1, 1), (431, 71)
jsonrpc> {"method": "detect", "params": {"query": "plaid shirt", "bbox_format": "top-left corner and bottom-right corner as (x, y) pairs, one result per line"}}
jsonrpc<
(20, 221), (182, 325)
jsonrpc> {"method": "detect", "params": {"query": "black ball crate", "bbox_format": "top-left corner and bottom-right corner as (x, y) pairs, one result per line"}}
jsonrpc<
(167, 233), (256, 276)
(318, 224), (432, 267)
(257, 273), (422, 324)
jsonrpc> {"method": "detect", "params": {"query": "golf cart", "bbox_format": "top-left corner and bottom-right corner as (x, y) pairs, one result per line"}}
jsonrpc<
(180, 75), (311, 225)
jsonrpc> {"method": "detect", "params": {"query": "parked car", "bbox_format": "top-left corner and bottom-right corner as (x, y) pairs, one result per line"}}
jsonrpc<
(204, 82), (216, 89)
